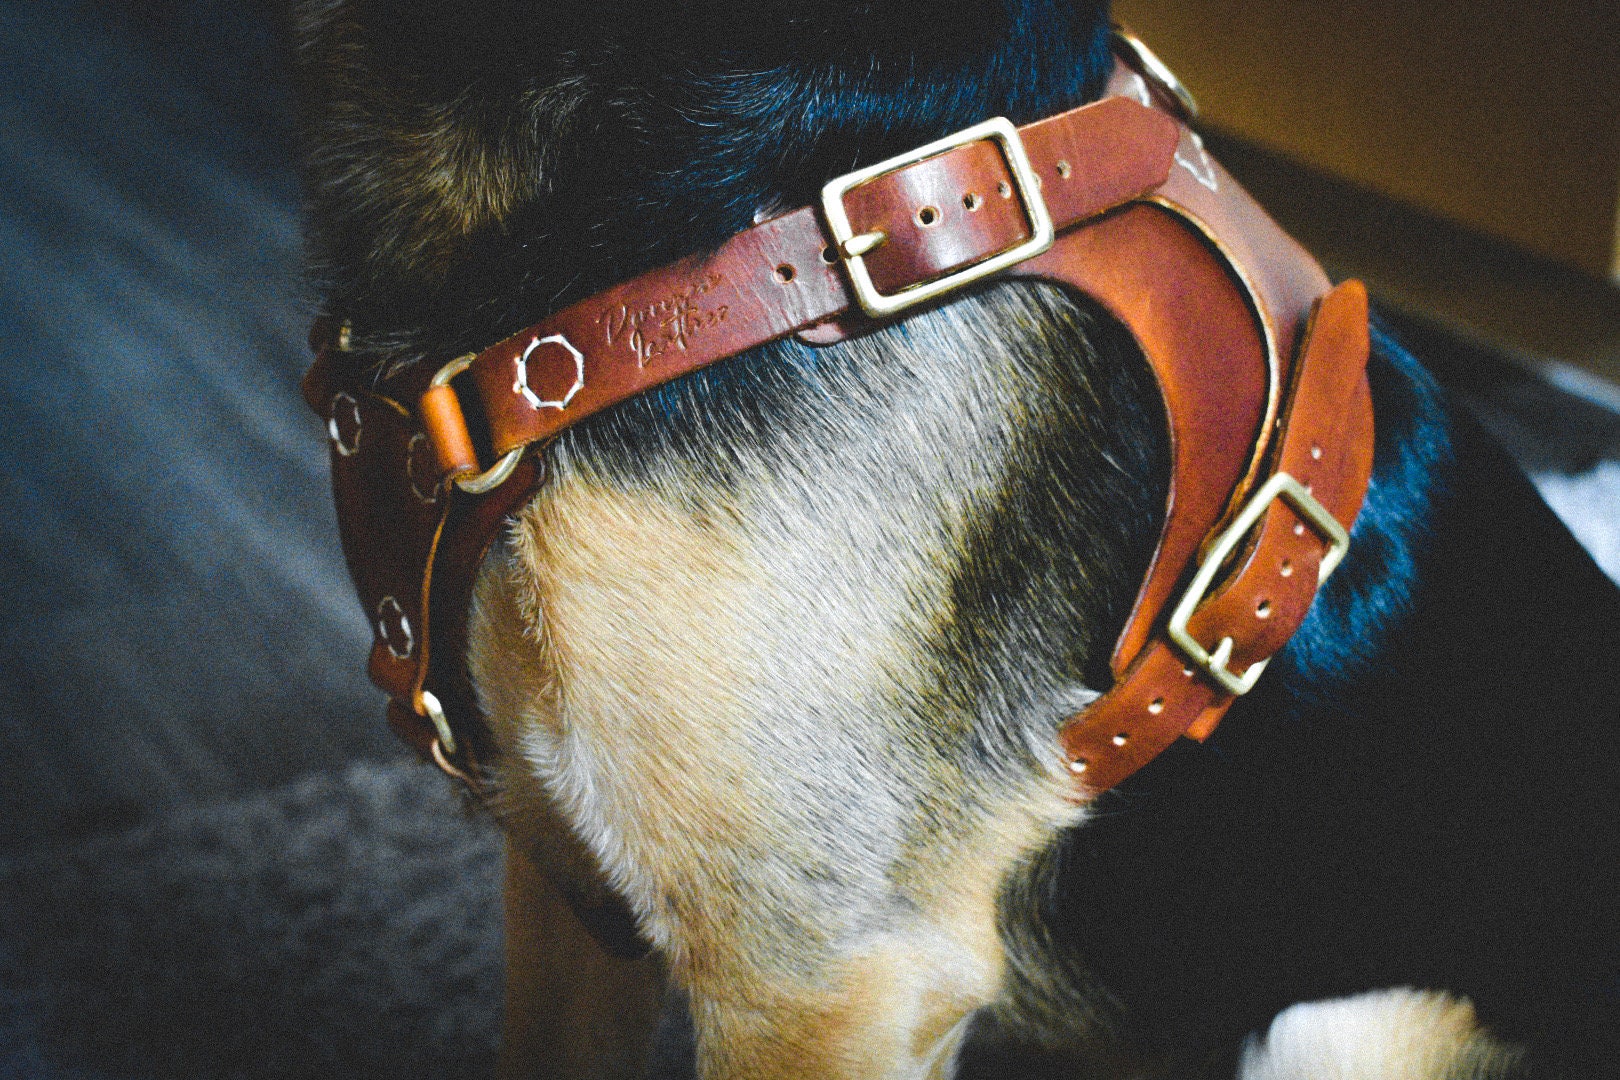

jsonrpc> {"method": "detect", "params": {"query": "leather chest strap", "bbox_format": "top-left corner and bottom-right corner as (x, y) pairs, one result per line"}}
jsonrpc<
(1058, 279), (1371, 794)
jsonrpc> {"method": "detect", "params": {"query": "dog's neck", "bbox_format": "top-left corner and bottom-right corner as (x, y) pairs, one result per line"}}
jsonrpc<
(297, 0), (1117, 363)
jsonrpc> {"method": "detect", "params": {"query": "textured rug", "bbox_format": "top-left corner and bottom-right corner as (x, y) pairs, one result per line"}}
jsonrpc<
(0, 760), (503, 1080)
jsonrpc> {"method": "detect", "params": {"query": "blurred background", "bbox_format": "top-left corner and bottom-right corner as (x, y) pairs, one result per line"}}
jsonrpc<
(0, 3), (503, 1077)
(0, 1), (1615, 1077)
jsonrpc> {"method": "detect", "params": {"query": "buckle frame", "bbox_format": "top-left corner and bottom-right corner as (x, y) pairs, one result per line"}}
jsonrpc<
(1166, 472), (1351, 696)
(821, 116), (1055, 318)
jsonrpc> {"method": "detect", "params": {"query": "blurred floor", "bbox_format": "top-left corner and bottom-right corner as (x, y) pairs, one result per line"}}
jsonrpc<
(0, 0), (395, 848)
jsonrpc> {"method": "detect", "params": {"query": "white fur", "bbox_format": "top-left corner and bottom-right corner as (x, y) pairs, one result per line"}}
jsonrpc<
(1238, 988), (1524, 1080)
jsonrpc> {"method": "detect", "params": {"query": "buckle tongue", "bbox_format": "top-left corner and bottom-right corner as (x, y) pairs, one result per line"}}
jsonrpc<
(821, 116), (1055, 317)
(1166, 472), (1350, 696)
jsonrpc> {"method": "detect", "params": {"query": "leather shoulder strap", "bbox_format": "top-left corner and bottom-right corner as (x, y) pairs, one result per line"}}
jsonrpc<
(427, 97), (1181, 474)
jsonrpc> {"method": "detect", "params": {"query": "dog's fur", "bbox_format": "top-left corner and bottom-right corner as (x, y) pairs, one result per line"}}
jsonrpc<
(290, 2), (1620, 1077)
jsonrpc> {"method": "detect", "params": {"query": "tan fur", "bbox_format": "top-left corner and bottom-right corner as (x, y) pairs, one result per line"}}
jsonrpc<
(463, 316), (1099, 1074)
(1237, 989), (1526, 1080)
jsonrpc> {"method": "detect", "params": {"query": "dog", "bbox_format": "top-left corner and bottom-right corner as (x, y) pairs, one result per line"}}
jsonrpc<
(290, 1), (1620, 1076)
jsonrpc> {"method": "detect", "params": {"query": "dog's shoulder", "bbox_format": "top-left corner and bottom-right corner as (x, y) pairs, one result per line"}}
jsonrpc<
(1046, 323), (1620, 1067)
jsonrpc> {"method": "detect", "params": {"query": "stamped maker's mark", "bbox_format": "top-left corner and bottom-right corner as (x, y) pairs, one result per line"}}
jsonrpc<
(597, 272), (730, 365)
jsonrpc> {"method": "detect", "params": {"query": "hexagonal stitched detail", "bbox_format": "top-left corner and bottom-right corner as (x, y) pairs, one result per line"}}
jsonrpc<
(513, 333), (585, 411)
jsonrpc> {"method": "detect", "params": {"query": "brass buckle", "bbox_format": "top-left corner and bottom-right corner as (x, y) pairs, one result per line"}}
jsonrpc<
(1166, 472), (1351, 696)
(820, 116), (1055, 318)
(429, 353), (523, 494)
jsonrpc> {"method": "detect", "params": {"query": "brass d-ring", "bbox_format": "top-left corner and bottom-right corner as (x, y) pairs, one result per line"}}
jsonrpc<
(429, 351), (477, 389)
(430, 737), (480, 790)
(428, 352), (526, 494)
(455, 448), (523, 494)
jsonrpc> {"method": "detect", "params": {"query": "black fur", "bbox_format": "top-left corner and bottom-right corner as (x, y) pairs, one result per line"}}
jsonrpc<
(297, 0), (1111, 363)
(986, 324), (1620, 1076)
(295, 1), (1620, 1074)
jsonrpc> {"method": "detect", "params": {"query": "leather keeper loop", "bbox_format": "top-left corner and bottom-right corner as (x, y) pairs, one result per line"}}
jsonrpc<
(419, 384), (479, 480)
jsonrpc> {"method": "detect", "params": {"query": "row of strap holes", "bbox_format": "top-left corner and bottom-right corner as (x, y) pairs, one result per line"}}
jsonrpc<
(990, 161), (1069, 206)
(1262, 463), (1323, 611)
(1077, 696), (1160, 770)
(792, 158), (1082, 281)
(1073, 704), (1159, 772)
(964, 182), (1016, 212)
(1265, 456), (1321, 608)
(1072, 729), (1137, 773)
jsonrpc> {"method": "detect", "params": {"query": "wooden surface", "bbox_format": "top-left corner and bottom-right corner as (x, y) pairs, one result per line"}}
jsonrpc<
(1204, 130), (1620, 387)
(499, 841), (665, 1080)
(1115, 0), (1620, 282)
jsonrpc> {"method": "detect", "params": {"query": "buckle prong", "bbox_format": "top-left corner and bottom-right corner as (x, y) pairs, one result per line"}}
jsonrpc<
(821, 117), (1055, 317)
(839, 230), (888, 259)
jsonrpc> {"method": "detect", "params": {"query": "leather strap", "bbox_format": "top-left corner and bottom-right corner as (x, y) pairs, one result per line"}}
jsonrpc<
(432, 95), (1182, 470)
(305, 52), (1374, 801)
(1060, 278), (1371, 793)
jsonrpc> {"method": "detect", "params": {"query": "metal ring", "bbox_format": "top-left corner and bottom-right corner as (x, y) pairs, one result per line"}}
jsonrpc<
(422, 692), (481, 792)
(1112, 27), (1198, 120)
(454, 447), (524, 494)
(430, 738), (480, 790)
(419, 689), (456, 755)
(430, 351), (478, 388)
(428, 351), (526, 494)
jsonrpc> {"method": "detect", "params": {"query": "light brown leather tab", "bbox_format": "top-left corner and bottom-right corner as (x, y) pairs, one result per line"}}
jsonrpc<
(418, 384), (478, 479)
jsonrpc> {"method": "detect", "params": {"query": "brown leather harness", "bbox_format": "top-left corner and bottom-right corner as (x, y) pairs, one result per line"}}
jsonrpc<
(303, 41), (1374, 801)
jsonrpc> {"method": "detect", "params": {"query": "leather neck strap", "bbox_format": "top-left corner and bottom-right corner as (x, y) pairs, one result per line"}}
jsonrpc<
(303, 56), (1374, 800)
